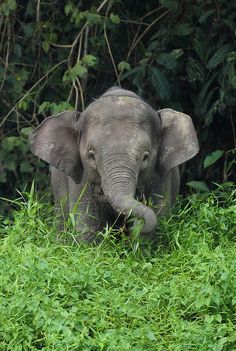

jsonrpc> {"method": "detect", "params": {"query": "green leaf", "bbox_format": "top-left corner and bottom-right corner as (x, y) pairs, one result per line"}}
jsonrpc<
(193, 30), (211, 63)
(64, 2), (73, 16)
(120, 66), (142, 80)
(14, 44), (22, 58)
(17, 100), (28, 111)
(230, 75), (236, 89)
(214, 337), (229, 351)
(156, 49), (183, 70)
(110, 13), (120, 24)
(51, 101), (74, 115)
(0, 172), (7, 183)
(186, 58), (205, 82)
(204, 150), (224, 168)
(187, 181), (210, 192)
(21, 127), (33, 136)
(150, 67), (171, 100)
(175, 23), (194, 37)
(194, 72), (218, 116)
(38, 101), (74, 115)
(5, 161), (16, 171)
(38, 101), (51, 114)
(118, 61), (131, 72)
(0, 0), (16, 17)
(199, 10), (215, 24)
(86, 13), (101, 25)
(16, 68), (28, 82)
(42, 41), (50, 53)
(159, 0), (177, 10)
(2, 136), (21, 152)
(156, 53), (175, 70)
(146, 331), (156, 341)
(172, 48), (184, 59)
(82, 54), (98, 67)
(207, 43), (235, 69)
(23, 23), (35, 38)
(132, 67), (146, 91)
(20, 161), (33, 173)
(63, 63), (87, 82)
(226, 51), (236, 62)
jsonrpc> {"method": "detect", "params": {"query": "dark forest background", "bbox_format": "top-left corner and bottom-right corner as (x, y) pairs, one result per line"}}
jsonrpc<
(0, 0), (235, 213)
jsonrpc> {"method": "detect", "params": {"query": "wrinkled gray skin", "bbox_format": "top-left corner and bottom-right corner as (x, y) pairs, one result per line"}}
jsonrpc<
(29, 87), (199, 243)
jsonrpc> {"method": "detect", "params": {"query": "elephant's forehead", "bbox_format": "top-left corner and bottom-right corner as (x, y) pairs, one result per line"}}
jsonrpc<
(83, 97), (153, 125)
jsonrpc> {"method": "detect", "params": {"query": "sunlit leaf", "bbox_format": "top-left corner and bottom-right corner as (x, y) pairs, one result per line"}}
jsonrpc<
(118, 61), (131, 72)
(110, 13), (120, 24)
(204, 150), (224, 168)
(187, 181), (210, 192)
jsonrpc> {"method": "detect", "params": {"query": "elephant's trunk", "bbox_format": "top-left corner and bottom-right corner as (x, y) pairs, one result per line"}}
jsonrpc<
(101, 154), (157, 233)
(108, 193), (157, 233)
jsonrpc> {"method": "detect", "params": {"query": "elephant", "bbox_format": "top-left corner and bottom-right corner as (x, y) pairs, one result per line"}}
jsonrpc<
(29, 87), (199, 243)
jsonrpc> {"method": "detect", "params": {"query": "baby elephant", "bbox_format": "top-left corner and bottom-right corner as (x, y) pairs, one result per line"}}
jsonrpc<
(29, 87), (199, 242)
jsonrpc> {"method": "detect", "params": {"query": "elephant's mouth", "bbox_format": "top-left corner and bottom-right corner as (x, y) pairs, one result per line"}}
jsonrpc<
(92, 185), (107, 201)
(135, 188), (147, 203)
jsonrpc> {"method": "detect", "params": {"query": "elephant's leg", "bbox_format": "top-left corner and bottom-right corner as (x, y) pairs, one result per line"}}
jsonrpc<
(68, 178), (107, 243)
(142, 167), (180, 244)
(50, 166), (69, 231)
(152, 167), (180, 215)
(170, 166), (180, 205)
(150, 174), (172, 218)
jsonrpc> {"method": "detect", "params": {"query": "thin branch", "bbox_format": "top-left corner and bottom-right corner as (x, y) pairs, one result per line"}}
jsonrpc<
(68, 23), (87, 68)
(99, 15), (149, 26)
(131, 10), (170, 53)
(0, 20), (11, 92)
(138, 6), (163, 21)
(77, 34), (83, 64)
(126, 23), (142, 62)
(73, 80), (79, 111)
(97, 0), (110, 12)
(104, 18), (120, 86)
(46, 41), (72, 48)
(67, 86), (73, 103)
(76, 77), (85, 111)
(83, 26), (89, 57)
(81, 25), (89, 91)
(36, 0), (40, 23)
(0, 18), (7, 52)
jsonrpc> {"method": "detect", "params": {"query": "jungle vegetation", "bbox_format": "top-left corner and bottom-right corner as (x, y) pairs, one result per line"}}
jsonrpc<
(0, 0), (235, 207)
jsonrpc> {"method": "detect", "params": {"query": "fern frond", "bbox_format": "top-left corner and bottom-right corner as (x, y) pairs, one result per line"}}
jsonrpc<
(207, 43), (235, 69)
(150, 67), (171, 101)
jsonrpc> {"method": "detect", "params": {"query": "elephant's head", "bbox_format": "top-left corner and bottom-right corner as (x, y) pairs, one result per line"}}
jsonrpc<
(29, 87), (199, 233)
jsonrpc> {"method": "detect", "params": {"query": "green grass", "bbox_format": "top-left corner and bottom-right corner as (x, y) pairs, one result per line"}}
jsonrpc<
(0, 184), (236, 351)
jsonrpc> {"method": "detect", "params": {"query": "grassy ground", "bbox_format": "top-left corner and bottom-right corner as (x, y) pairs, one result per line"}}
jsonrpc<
(0, 184), (236, 351)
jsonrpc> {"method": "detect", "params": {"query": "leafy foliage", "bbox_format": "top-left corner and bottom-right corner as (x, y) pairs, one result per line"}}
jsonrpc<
(0, 0), (235, 206)
(0, 185), (236, 349)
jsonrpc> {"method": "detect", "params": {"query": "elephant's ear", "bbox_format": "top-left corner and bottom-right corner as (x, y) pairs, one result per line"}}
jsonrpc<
(157, 108), (199, 181)
(29, 110), (83, 183)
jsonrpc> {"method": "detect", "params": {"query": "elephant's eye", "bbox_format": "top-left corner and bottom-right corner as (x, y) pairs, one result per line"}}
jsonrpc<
(142, 151), (150, 162)
(87, 149), (95, 161)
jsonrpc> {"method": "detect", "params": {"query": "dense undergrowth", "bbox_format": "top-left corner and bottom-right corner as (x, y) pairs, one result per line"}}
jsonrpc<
(0, 184), (236, 350)
(1, 0), (236, 204)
